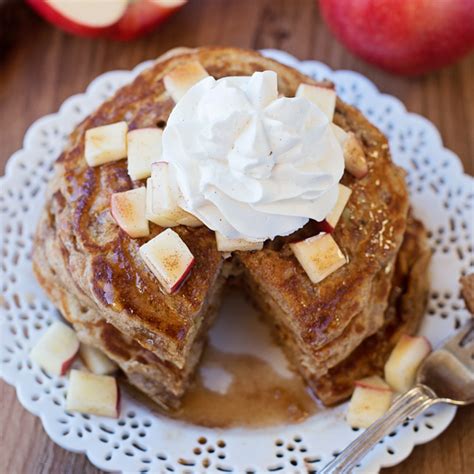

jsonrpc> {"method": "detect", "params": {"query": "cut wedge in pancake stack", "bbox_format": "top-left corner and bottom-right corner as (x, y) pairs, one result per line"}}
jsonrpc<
(32, 46), (430, 410)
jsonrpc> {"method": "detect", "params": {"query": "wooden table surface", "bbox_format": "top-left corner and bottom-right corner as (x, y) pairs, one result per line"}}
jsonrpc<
(1, 1), (473, 473)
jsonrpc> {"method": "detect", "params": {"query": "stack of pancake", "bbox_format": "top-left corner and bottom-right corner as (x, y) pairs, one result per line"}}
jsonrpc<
(33, 47), (430, 409)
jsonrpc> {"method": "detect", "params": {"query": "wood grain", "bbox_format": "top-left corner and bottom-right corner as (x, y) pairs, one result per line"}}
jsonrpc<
(0, 1), (472, 473)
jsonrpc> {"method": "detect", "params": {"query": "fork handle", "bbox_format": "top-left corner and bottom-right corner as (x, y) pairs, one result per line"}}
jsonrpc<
(318, 384), (439, 474)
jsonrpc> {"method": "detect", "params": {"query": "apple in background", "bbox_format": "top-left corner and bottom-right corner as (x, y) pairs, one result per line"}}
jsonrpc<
(320, 0), (474, 75)
(346, 375), (393, 428)
(30, 321), (79, 376)
(27, 0), (187, 41)
(66, 370), (120, 418)
(384, 334), (432, 392)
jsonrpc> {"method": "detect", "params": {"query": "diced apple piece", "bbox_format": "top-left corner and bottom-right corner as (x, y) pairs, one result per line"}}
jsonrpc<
(79, 344), (118, 376)
(110, 187), (149, 238)
(30, 321), (79, 376)
(326, 184), (352, 228)
(127, 128), (163, 181)
(384, 334), (432, 392)
(343, 132), (368, 179)
(176, 213), (203, 227)
(66, 370), (119, 418)
(163, 60), (210, 102)
(151, 161), (176, 210)
(146, 178), (178, 227)
(150, 162), (203, 227)
(331, 123), (349, 145)
(347, 375), (393, 428)
(290, 233), (347, 284)
(85, 121), (128, 167)
(215, 232), (264, 252)
(140, 228), (195, 294)
(331, 125), (368, 179)
(296, 83), (337, 121)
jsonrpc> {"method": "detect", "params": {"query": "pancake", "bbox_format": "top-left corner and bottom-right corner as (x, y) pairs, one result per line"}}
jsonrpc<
(243, 214), (430, 405)
(32, 46), (429, 408)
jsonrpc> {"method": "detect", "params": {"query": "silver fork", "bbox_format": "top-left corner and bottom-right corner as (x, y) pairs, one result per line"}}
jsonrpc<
(319, 319), (474, 474)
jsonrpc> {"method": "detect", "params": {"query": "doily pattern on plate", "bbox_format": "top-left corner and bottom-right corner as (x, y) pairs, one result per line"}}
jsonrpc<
(1, 49), (473, 473)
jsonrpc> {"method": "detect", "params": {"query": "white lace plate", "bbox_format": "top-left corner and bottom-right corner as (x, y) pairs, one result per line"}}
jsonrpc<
(1, 49), (473, 474)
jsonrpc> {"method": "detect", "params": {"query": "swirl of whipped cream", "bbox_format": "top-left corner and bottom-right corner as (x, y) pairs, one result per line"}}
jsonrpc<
(161, 71), (345, 241)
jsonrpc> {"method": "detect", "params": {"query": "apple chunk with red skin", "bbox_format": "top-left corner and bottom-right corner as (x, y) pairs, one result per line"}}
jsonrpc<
(79, 344), (118, 376)
(127, 128), (163, 181)
(111, 187), (149, 238)
(384, 334), (432, 392)
(346, 375), (393, 428)
(163, 60), (210, 102)
(84, 121), (128, 167)
(66, 370), (120, 418)
(215, 232), (264, 252)
(30, 321), (79, 376)
(140, 228), (195, 294)
(290, 233), (347, 284)
(27, 0), (187, 41)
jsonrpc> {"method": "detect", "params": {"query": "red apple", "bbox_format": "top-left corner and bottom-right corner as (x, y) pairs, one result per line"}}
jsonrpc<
(27, 0), (187, 41)
(320, 0), (474, 75)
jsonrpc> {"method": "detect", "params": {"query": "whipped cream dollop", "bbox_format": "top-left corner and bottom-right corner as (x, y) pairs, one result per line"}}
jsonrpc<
(161, 71), (344, 241)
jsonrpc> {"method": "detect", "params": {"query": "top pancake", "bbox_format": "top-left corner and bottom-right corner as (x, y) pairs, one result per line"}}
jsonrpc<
(34, 46), (409, 371)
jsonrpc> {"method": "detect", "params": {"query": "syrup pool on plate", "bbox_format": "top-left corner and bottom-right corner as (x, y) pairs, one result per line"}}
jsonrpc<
(129, 287), (320, 428)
